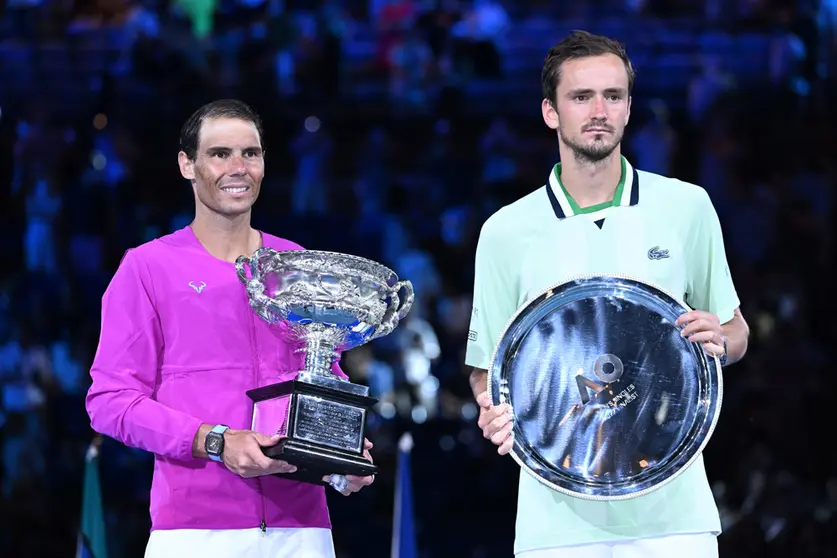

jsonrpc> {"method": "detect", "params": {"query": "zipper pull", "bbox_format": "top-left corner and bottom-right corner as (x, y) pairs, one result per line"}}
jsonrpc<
(260, 520), (267, 533)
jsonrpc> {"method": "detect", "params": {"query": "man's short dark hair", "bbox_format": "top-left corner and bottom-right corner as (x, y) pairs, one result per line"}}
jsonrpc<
(541, 30), (636, 106)
(179, 99), (264, 161)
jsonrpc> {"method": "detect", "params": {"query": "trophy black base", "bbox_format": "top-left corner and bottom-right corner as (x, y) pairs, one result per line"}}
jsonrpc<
(264, 438), (378, 485)
(246, 372), (378, 487)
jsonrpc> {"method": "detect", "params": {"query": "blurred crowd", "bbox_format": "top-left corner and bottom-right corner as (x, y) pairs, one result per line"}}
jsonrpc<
(0, 0), (836, 556)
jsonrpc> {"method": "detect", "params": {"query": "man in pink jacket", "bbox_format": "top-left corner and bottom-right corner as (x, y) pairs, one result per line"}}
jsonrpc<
(86, 99), (374, 558)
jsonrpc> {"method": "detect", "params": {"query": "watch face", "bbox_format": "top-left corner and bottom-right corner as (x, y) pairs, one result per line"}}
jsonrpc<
(207, 434), (223, 454)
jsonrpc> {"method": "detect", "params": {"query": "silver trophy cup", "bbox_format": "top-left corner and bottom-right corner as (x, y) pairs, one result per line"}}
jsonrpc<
(235, 247), (414, 486)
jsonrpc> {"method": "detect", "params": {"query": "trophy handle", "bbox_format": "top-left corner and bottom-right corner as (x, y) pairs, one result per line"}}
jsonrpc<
(392, 280), (414, 321)
(235, 255), (256, 284)
(235, 254), (275, 318)
(377, 280), (414, 338)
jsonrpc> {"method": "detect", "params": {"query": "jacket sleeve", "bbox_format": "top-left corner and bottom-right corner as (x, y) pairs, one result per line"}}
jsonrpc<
(331, 360), (349, 380)
(86, 249), (203, 461)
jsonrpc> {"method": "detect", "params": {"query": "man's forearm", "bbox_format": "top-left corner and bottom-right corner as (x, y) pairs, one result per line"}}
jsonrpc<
(722, 308), (749, 365)
(87, 385), (206, 461)
(192, 423), (213, 459)
(469, 367), (488, 399)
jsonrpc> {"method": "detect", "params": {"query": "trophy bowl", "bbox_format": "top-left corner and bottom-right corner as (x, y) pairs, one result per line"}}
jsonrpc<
(235, 247), (414, 486)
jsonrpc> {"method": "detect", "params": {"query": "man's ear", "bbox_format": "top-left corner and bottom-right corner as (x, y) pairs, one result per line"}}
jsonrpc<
(542, 98), (559, 130)
(178, 151), (195, 180)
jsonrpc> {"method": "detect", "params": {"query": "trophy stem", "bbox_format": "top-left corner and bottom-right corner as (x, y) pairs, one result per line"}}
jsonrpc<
(303, 333), (339, 378)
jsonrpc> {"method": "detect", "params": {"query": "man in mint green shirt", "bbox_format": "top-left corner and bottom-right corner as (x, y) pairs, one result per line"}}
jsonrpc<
(465, 30), (750, 558)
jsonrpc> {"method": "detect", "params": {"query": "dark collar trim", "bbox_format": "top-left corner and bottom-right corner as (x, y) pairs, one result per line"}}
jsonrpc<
(546, 180), (566, 219)
(629, 168), (639, 205)
(545, 164), (641, 220)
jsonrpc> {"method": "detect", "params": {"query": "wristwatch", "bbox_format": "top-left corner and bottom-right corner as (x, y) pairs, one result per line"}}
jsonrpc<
(205, 425), (230, 462)
(719, 336), (728, 367)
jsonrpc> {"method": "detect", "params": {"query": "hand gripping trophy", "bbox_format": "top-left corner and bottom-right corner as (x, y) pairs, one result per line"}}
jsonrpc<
(235, 248), (414, 489)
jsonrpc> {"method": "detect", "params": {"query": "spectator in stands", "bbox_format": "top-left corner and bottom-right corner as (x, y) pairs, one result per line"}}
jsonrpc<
(388, 28), (436, 112)
(628, 99), (676, 176)
(416, 0), (461, 59)
(375, 0), (417, 70)
(687, 54), (735, 126)
(450, 0), (509, 77)
(290, 117), (333, 215)
(5, 0), (42, 42)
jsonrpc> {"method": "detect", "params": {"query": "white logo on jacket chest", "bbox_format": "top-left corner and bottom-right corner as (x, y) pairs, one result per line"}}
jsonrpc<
(189, 281), (207, 293)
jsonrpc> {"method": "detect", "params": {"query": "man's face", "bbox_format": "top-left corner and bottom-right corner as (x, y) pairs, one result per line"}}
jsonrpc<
(178, 117), (264, 218)
(542, 54), (631, 163)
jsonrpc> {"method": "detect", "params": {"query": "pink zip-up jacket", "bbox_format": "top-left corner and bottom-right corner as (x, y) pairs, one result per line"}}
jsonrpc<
(86, 226), (346, 531)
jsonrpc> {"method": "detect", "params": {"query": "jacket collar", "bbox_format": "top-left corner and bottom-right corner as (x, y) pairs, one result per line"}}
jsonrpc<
(545, 156), (640, 219)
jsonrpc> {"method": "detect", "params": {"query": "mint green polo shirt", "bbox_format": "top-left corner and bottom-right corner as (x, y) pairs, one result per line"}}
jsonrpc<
(465, 156), (740, 554)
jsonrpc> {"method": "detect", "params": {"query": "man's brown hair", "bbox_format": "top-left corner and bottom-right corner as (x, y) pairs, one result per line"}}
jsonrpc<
(541, 30), (636, 106)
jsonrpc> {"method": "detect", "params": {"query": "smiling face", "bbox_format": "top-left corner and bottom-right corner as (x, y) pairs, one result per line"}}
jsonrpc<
(177, 117), (264, 218)
(542, 54), (632, 163)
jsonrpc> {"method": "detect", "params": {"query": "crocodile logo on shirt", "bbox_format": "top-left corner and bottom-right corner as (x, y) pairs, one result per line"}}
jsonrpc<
(647, 246), (670, 260)
(189, 281), (207, 293)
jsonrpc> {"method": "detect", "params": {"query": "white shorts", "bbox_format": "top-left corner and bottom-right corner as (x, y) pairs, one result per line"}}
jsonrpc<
(144, 527), (335, 558)
(517, 533), (718, 558)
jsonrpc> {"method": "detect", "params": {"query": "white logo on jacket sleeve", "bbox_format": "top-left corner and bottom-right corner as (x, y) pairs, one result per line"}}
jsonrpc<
(189, 281), (207, 293)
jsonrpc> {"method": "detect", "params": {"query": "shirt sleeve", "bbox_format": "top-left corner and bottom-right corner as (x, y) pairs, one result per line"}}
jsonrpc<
(86, 249), (203, 461)
(685, 189), (741, 324)
(465, 216), (520, 371)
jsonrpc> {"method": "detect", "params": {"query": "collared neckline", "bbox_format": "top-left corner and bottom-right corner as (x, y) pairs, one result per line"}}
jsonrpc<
(545, 156), (640, 220)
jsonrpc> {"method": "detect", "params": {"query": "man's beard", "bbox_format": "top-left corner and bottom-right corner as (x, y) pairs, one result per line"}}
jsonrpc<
(559, 125), (622, 164)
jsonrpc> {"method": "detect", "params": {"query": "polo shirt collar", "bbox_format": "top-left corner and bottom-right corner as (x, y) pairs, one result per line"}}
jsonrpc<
(546, 155), (640, 219)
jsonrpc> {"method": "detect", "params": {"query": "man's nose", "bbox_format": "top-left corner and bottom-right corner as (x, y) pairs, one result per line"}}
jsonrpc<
(592, 96), (607, 119)
(227, 154), (247, 175)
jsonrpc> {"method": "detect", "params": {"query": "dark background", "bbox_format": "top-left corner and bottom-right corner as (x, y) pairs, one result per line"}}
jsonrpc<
(0, 0), (835, 556)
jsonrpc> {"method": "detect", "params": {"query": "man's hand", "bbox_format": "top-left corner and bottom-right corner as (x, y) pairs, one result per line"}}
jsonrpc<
(476, 391), (514, 455)
(675, 310), (725, 358)
(222, 430), (297, 478)
(323, 439), (375, 496)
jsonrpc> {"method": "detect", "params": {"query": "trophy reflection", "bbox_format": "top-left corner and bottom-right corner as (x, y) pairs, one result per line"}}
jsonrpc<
(235, 248), (414, 485)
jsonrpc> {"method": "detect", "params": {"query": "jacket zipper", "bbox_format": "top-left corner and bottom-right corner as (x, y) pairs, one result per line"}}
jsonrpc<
(249, 310), (267, 534)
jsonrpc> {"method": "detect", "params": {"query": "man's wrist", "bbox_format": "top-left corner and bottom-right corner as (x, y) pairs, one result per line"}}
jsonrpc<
(469, 368), (488, 400)
(205, 424), (230, 462)
(192, 423), (213, 459)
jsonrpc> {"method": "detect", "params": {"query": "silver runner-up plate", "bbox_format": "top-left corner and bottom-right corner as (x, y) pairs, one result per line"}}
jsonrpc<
(487, 274), (723, 501)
